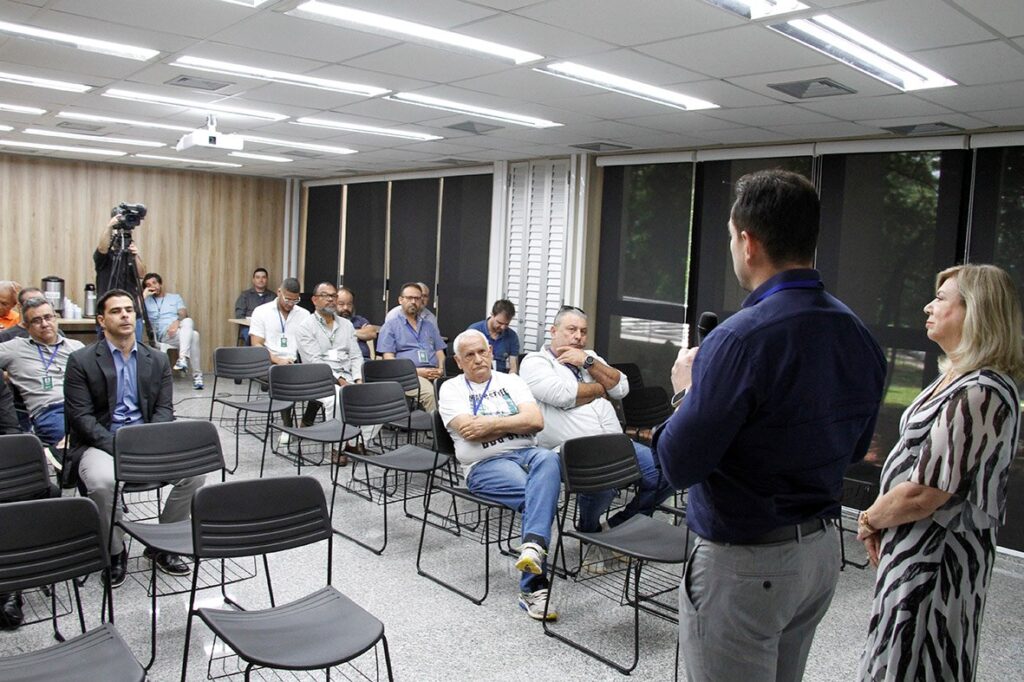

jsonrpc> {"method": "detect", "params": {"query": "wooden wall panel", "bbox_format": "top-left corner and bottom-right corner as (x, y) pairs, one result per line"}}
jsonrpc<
(0, 152), (285, 370)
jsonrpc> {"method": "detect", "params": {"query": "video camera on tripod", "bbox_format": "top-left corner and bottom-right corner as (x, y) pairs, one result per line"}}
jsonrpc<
(109, 202), (147, 251)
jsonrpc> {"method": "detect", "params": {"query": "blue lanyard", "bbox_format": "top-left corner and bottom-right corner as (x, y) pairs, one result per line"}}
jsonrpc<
(316, 314), (337, 345)
(752, 279), (823, 305)
(277, 310), (287, 334)
(36, 342), (62, 374)
(405, 319), (425, 347)
(467, 377), (492, 416)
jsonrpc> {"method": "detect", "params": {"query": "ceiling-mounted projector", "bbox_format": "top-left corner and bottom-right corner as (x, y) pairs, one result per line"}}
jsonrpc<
(175, 114), (243, 152)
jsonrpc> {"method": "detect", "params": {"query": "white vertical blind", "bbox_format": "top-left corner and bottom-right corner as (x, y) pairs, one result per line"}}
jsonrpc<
(505, 159), (571, 352)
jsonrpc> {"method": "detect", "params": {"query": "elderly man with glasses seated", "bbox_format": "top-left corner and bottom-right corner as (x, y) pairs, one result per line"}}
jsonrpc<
(0, 296), (85, 447)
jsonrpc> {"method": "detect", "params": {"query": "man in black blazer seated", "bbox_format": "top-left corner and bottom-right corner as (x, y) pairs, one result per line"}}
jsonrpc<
(64, 288), (204, 586)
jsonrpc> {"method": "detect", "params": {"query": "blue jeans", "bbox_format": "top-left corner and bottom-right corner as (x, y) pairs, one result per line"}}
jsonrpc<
(239, 326), (251, 345)
(466, 447), (562, 592)
(577, 441), (674, 533)
(31, 403), (65, 446)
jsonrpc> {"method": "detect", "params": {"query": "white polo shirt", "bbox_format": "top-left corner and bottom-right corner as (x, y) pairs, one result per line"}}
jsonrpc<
(248, 299), (310, 362)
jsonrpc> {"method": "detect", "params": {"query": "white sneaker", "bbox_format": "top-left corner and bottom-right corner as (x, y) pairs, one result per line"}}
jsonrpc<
(583, 543), (627, 575)
(518, 588), (557, 621)
(278, 432), (290, 447)
(514, 542), (546, 575)
(192, 373), (204, 390)
(172, 357), (188, 372)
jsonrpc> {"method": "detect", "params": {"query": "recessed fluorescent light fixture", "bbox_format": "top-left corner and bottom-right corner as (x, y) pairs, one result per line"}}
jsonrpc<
(102, 89), (287, 121)
(387, 93), (562, 129)
(57, 112), (193, 132)
(229, 151), (293, 163)
(24, 128), (165, 147)
(215, 0), (274, 6)
(0, 139), (124, 156)
(0, 19), (159, 61)
(535, 62), (718, 111)
(288, 1), (542, 65)
(171, 56), (388, 96)
(0, 125), (12, 132)
(292, 117), (442, 141)
(704, 0), (808, 20)
(0, 102), (47, 115)
(769, 15), (955, 91)
(0, 71), (90, 93)
(134, 153), (242, 168)
(241, 134), (357, 155)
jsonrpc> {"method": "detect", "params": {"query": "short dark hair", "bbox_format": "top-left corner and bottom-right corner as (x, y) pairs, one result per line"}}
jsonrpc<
(731, 170), (819, 265)
(492, 299), (515, 318)
(253, 267), (268, 277)
(97, 288), (135, 315)
(399, 282), (421, 296)
(17, 287), (43, 307)
(142, 272), (162, 285)
(313, 281), (336, 296)
(21, 296), (50, 317)
(280, 278), (301, 294)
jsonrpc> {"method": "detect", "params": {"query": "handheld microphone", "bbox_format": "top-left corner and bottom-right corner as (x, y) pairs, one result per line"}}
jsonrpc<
(696, 311), (718, 345)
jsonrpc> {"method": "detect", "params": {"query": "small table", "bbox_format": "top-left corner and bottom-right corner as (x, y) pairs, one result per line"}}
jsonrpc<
(229, 318), (251, 345)
(57, 318), (98, 343)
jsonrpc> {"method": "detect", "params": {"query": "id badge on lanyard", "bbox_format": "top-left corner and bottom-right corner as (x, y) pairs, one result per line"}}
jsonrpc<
(417, 349), (432, 365)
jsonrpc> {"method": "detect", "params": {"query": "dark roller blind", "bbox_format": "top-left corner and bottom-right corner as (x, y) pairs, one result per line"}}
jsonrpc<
(438, 174), (492, 337)
(388, 178), (440, 321)
(303, 185), (342, 294)
(343, 182), (388, 324)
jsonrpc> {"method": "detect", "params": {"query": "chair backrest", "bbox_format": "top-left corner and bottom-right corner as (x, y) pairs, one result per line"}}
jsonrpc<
(212, 345), (271, 380)
(362, 358), (420, 394)
(268, 362), (337, 404)
(113, 420), (225, 484)
(0, 434), (52, 502)
(0, 497), (108, 593)
(432, 410), (456, 458)
(339, 381), (410, 427)
(191, 476), (331, 559)
(611, 363), (644, 391)
(620, 386), (674, 428)
(560, 433), (641, 494)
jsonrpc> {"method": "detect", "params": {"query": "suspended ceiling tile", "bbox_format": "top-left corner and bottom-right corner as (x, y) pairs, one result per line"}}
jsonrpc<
(450, 67), (601, 102)
(707, 104), (841, 127)
(50, 0), (247, 39)
(342, 43), (513, 84)
(951, 0), (1024, 38)
(515, 0), (744, 46)
(797, 94), (954, 120)
(912, 41), (1024, 87)
(559, 48), (708, 85)
(212, 13), (398, 63)
(914, 80), (1024, 111)
(830, 0), (996, 52)
(637, 25), (832, 80)
(764, 120), (885, 139)
(453, 12), (613, 58)
(857, 112), (997, 130)
(727, 64), (895, 100)
(620, 111), (753, 134)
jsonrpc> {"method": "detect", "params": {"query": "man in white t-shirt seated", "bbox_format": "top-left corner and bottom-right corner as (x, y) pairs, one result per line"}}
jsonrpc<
(438, 329), (561, 622)
(142, 273), (204, 390)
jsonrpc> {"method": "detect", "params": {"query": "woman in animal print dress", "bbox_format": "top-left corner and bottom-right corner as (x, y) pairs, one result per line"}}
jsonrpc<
(857, 264), (1023, 681)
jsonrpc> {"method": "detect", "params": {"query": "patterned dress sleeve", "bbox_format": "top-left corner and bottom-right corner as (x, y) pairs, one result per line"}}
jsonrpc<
(910, 376), (1019, 528)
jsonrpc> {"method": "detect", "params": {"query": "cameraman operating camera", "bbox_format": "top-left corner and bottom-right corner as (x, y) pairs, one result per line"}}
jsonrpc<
(95, 206), (146, 297)
(95, 204), (149, 342)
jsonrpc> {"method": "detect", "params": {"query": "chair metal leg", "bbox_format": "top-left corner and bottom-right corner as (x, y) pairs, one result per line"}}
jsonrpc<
(144, 562), (158, 670)
(416, 489), (492, 605)
(179, 560), (202, 682)
(381, 635), (395, 681)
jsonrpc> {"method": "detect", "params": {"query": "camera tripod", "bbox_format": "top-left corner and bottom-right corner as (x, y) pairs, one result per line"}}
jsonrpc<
(106, 229), (156, 346)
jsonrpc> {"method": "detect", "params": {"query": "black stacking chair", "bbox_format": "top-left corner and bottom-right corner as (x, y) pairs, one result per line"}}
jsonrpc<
(111, 420), (226, 670)
(208, 346), (288, 473)
(361, 359), (432, 446)
(331, 381), (448, 554)
(0, 433), (57, 503)
(416, 407), (520, 604)
(180, 476), (394, 682)
(0, 497), (144, 682)
(543, 433), (690, 675)
(260, 363), (360, 477)
(612, 363), (673, 442)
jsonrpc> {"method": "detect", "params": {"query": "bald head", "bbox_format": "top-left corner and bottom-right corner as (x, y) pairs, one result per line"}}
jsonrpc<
(0, 281), (20, 318)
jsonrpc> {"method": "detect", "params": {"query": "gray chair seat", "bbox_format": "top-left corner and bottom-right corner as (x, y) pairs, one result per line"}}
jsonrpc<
(348, 443), (446, 474)
(197, 585), (384, 670)
(217, 396), (291, 413)
(567, 514), (690, 564)
(0, 623), (144, 682)
(119, 518), (193, 557)
(276, 418), (360, 444)
(388, 409), (432, 432)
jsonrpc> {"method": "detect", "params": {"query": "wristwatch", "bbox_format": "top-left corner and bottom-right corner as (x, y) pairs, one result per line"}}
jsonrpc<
(582, 355), (595, 369)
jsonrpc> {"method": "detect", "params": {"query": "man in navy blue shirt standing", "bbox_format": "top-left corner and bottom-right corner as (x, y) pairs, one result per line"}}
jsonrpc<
(654, 170), (886, 682)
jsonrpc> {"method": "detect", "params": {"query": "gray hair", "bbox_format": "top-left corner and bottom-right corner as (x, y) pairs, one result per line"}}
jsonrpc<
(453, 328), (489, 356)
(20, 296), (50, 315)
(553, 305), (587, 328)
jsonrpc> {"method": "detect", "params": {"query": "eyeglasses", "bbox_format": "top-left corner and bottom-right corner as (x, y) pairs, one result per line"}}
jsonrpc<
(281, 297), (301, 305)
(315, 293), (337, 300)
(401, 295), (422, 302)
(27, 313), (56, 326)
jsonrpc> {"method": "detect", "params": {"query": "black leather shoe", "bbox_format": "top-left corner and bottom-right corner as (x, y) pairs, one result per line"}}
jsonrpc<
(0, 591), (24, 629)
(108, 551), (128, 588)
(144, 549), (191, 576)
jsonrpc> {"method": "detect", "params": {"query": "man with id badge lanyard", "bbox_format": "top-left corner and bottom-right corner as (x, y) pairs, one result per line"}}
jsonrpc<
(296, 282), (380, 463)
(0, 297), (84, 447)
(249, 278), (311, 366)
(377, 282), (446, 412)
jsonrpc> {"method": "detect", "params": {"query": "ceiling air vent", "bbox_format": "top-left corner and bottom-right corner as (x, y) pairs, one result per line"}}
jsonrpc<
(56, 120), (104, 132)
(571, 141), (632, 152)
(165, 75), (234, 92)
(882, 122), (964, 136)
(768, 77), (856, 99)
(445, 121), (503, 134)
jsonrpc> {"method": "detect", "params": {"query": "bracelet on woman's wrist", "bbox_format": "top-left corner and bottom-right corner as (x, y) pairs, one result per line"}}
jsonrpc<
(858, 510), (877, 534)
